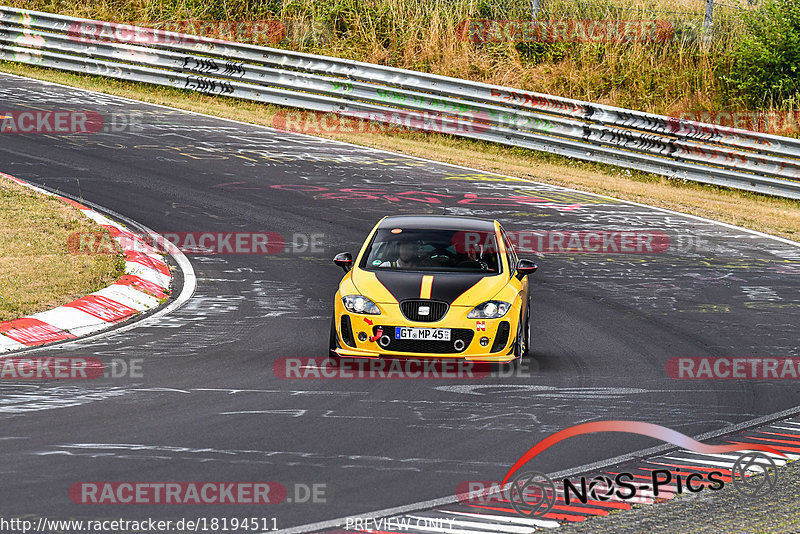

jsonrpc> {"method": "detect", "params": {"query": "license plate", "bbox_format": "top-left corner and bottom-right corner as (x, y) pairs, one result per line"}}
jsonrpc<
(395, 327), (451, 341)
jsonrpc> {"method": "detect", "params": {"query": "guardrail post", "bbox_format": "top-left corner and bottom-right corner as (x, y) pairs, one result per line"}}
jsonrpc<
(703, 0), (714, 46)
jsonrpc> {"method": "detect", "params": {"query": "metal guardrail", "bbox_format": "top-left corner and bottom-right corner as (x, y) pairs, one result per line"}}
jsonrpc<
(2, 6), (800, 199)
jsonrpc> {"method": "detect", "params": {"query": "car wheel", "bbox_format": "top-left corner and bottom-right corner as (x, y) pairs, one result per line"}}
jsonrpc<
(329, 316), (340, 359)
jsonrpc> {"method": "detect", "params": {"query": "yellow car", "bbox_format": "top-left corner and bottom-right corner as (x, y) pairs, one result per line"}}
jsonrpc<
(329, 215), (537, 363)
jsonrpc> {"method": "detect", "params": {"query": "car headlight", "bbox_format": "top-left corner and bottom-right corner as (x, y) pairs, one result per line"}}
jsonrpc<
(467, 300), (511, 319)
(342, 295), (381, 315)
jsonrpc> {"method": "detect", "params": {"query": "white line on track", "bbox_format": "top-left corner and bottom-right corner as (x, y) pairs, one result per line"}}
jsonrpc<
(766, 425), (800, 434)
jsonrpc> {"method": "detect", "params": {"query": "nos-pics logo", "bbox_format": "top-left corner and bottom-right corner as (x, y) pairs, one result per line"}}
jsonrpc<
(500, 421), (782, 518)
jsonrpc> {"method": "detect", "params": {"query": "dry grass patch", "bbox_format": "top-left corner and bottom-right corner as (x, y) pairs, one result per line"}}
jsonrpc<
(0, 178), (126, 321)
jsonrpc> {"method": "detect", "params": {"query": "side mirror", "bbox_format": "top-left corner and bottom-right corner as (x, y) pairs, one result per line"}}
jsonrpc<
(334, 252), (353, 272)
(515, 258), (538, 280)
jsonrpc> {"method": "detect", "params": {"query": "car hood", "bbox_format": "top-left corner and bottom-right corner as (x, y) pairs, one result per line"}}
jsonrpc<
(351, 268), (507, 306)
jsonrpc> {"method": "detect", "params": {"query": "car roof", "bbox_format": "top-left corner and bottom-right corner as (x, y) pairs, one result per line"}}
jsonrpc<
(377, 215), (497, 232)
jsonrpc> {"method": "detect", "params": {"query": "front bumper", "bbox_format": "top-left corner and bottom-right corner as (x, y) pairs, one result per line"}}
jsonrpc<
(333, 346), (516, 363)
(332, 304), (518, 363)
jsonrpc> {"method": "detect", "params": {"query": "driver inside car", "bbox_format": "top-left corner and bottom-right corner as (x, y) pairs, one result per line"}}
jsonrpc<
(379, 239), (420, 268)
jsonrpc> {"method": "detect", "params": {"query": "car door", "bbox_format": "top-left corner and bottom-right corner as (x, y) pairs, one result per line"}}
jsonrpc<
(498, 224), (528, 312)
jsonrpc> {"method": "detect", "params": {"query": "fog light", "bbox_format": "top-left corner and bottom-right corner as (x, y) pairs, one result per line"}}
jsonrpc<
(480, 336), (490, 346)
(358, 332), (368, 342)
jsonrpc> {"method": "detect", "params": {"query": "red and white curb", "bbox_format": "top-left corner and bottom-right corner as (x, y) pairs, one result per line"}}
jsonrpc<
(0, 172), (173, 352)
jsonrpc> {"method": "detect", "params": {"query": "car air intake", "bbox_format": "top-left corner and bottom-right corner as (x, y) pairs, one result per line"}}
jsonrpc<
(400, 300), (448, 322)
(491, 321), (510, 352)
(340, 315), (356, 347)
(374, 326), (473, 354)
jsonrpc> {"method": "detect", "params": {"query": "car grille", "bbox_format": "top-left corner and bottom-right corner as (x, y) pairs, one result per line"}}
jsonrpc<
(400, 300), (449, 322)
(373, 326), (473, 354)
(491, 321), (510, 353)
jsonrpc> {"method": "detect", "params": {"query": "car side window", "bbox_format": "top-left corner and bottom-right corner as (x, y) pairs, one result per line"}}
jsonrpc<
(499, 226), (517, 275)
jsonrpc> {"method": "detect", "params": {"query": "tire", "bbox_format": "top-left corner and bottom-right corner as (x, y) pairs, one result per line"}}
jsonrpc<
(328, 316), (340, 359)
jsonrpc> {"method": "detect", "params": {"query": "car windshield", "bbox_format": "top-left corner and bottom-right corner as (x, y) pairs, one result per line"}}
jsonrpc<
(360, 228), (502, 273)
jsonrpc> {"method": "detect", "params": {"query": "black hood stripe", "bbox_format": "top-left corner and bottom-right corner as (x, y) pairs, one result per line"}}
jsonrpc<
(374, 271), (484, 305)
(374, 271), (424, 303)
(430, 274), (485, 303)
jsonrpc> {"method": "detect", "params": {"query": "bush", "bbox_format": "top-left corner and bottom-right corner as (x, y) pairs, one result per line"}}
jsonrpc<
(717, 0), (800, 108)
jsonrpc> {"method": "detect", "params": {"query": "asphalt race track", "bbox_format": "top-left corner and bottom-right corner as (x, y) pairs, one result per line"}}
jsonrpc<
(2, 72), (800, 529)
